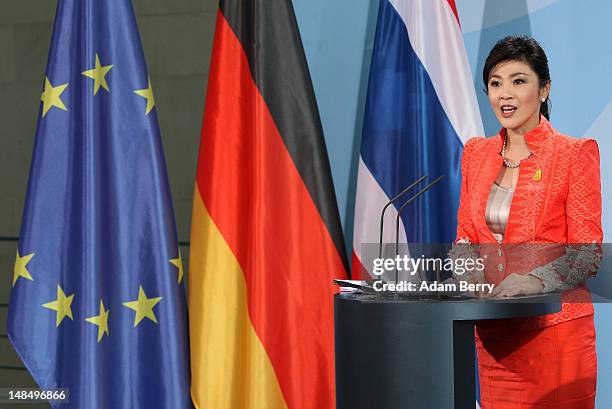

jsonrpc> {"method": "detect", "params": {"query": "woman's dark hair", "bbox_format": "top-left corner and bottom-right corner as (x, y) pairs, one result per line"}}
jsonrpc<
(483, 35), (551, 120)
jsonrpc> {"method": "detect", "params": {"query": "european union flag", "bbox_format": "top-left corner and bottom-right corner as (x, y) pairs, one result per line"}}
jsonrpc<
(7, 1), (193, 407)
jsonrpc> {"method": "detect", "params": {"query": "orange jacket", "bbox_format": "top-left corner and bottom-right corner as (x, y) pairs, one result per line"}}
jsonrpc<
(456, 115), (603, 328)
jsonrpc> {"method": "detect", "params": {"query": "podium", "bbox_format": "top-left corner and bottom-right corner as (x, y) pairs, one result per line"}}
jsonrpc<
(334, 292), (561, 409)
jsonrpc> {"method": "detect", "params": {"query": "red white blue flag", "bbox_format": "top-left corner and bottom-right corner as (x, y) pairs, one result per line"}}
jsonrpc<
(352, 0), (483, 278)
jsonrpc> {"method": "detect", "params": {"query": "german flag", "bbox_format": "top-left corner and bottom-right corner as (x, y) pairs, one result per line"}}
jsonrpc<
(188, 1), (349, 408)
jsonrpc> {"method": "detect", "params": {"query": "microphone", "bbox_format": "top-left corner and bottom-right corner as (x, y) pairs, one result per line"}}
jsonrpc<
(394, 175), (445, 286)
(377, 175), (429, 260)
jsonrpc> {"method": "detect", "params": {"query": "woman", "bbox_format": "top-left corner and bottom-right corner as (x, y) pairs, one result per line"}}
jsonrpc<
(455, 36), (603, 409)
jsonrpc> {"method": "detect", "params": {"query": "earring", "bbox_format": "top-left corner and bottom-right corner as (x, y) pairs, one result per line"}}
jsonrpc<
(541, 97), (546, 102)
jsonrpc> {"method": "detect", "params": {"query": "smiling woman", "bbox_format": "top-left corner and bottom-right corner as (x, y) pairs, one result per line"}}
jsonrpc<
(455, 35), (602, 409)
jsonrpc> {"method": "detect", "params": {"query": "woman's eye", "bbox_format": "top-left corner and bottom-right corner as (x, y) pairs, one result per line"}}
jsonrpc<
(514, 79), (525, 85)
(490, 81), (500, 87)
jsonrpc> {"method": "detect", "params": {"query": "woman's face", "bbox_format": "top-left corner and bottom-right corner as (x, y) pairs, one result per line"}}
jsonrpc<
(487, 60), (550, 135)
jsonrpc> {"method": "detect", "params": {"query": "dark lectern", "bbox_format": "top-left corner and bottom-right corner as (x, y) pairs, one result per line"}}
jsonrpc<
(334, 292), (561, 409)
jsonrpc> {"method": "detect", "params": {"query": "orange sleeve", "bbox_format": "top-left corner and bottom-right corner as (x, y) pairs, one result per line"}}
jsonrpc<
(455, 137), (483, 243)
(526, 138), (603, 291)
(566, 139), (603, 244)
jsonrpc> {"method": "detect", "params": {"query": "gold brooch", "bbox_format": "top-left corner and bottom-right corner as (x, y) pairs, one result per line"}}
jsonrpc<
(533, 169), (542, 181)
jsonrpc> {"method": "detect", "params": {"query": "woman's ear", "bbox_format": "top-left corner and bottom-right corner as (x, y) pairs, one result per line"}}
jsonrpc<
(541, 81), (551, 100)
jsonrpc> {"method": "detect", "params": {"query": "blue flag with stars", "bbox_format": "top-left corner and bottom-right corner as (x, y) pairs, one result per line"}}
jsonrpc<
(7, 1), (193, 408)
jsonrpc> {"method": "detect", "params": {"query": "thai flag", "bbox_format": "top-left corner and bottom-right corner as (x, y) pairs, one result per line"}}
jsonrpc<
(352, 0), (483, 278)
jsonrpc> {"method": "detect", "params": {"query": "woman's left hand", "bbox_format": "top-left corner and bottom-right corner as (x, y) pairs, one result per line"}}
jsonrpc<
(487, 273), (544, 298)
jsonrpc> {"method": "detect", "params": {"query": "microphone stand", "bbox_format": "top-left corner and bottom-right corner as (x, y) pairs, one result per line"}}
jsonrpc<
(394, 175), (445, 296)
(378, 175), (429, 261)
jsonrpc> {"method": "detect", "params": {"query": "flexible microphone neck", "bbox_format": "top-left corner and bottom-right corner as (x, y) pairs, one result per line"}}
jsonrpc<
(394, 175), (445, 284)
(378, 175), (429, 260)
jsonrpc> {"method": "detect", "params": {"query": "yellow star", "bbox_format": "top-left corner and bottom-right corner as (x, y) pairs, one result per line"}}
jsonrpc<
(134, 77), (155, 115)
(123, 286), (162, 327)
(81, 54), (113, 95)
(85, 299), (110, 342)
(169, 250), (184, 284)
(42, 284), (74, 327)
(13, 251), (34, 286)
(40, 76), (68, 117)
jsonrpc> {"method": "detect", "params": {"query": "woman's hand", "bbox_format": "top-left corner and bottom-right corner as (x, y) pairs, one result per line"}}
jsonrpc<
(487, 273), (544, 298)
(469, 271), (489, 299)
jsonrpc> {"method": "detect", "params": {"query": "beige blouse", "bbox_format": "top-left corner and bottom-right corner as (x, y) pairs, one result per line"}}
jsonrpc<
(485, 181), (514, 243)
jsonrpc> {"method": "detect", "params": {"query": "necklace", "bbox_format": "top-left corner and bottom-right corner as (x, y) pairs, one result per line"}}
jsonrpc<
(501, 134), (532, 168)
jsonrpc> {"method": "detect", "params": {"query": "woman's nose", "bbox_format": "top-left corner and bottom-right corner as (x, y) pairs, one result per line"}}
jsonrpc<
(500, 84), (514, 99)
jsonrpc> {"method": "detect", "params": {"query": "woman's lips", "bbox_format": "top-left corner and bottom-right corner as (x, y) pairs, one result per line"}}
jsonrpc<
(500, 105), (517, 118)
